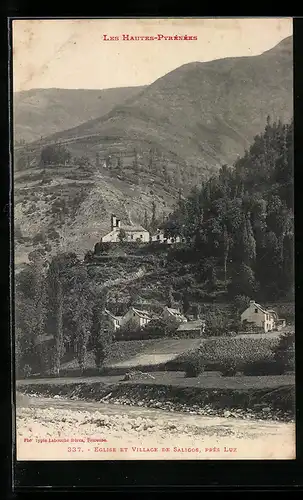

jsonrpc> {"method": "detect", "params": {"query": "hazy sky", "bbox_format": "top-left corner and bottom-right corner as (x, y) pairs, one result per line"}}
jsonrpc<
(12, 18), (292, 92)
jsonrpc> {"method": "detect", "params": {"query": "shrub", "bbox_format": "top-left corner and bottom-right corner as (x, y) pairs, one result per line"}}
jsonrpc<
(272, 331), (295, 373)
(242, 360), (284, 376)
(94, 347), (107, 369)
(23, 364), (32, 378)
(203, 310), (233, 337)
(232, 294), (251, 315)
(220, 360), (238, 377)
(143, 318), (178, 339)
(184, 356), (205, 377)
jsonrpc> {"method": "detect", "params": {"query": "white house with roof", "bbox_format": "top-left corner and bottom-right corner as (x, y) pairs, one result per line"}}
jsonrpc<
(105, 306), (152, 332)
(151, 229), (183, 245)
(162, 306), (188, 324)
(122, 307), (152, 329)
(101, 214), (150, 243)
(240, 300), (285, 333)
(104, 309), (124, 332)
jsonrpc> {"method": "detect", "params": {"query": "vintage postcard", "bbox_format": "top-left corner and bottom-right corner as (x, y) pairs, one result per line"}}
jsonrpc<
(13, 17), (295, 461)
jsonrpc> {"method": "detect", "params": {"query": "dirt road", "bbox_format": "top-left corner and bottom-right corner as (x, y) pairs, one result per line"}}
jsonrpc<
(16, 395), (295, 460)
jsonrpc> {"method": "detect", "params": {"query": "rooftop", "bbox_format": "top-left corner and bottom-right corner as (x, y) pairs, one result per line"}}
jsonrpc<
(177, 320), (205, 332)
(132, 307), (152, 319)
(249, 301), (277, 315)
(100, 223), (149, 238)
(105, 309), (123, 321)
(165, 307), (188, 322)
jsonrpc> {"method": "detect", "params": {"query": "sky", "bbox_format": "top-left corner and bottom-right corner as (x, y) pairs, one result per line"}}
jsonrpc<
(12, 18), (293, 93)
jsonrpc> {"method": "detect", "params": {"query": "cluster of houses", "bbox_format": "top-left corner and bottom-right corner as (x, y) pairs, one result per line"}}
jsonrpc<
(104, 306), (206, 337)
(34, 299), (287, 354)
(100, 214), (183, 245)
(103, 299), (287, 338)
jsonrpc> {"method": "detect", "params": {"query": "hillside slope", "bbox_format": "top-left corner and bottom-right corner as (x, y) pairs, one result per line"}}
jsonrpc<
(13, 86), (145, 144)
(14, 37), (293, 264)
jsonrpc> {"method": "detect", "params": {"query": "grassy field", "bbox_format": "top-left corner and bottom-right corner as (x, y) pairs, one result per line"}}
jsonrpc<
(17, 371), (294, 390)
(58, 332), (287, 378)
(60, 338), (203, 375)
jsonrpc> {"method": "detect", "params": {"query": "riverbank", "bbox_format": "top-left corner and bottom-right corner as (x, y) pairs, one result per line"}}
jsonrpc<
(17, 371), (295, 422)
(16, 394), (295, 460)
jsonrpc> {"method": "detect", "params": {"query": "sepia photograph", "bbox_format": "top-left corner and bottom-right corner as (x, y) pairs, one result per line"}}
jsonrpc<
(13, 17), (295, 461)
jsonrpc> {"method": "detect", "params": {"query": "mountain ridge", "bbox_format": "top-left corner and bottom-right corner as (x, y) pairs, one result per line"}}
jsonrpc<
(25, 36), (292, 174)
(14, 36), (293, 265)
(14, 86), (146, 144)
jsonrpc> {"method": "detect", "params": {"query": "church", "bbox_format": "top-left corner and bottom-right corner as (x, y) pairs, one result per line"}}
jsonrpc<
(100, 214), (150, 243)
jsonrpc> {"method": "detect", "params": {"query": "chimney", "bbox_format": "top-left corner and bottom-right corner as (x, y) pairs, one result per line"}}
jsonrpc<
(111, 214), (117, 230)
(250, 300), (255, 305)
(116, 219), (121, 228)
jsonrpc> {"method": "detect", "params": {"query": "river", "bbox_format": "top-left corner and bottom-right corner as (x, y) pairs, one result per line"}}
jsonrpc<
(16, 394), (295, 460)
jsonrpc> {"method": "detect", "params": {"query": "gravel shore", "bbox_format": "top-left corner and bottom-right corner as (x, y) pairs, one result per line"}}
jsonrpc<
(16, 395), (296, 460)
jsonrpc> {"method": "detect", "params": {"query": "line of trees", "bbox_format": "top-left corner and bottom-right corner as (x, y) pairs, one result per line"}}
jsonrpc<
(15, 251), (113, 378)
(163, 117), (294, 300)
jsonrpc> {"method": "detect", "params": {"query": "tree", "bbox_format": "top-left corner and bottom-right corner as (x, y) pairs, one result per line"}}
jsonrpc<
(143, 317), (178, 338)
(96, 152), (100, 167)
(118, 228), (127, 242)
(144, 210), (148, 230)
(272, 331), (295, 373)
(192, 304), (202, 319)
(119, 318), (141, 340)
(182, 290), (190, 316)
(75, 156), (91, 168)
(46, 258), (64, 376)
(106, 155), (112, 169)
(232, 295), (251, 316)
(91, 303), (113, 368)
(148, 149), (154, 172)
(40, 144), (71, 166)
(150, 201), (157, 232)
(282, 232), (294, 293)
(133, 149), (139, 184)
(229, 263), (258, 298)
(222, 225), (230, 285)
(15, 249), (49, 374)
(116, 156), (123, 174)
(128, 290), (138, 309)
(204, 310), (231, 337)
(167, 285), (174, 308)
(76, 327), (90, 373)
(242, 215), (256, 266)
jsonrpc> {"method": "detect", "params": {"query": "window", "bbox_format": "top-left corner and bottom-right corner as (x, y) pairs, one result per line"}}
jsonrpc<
(131, 234), (133, 240)
(255, 308), (258, 313)
(140, 234), (143, 238)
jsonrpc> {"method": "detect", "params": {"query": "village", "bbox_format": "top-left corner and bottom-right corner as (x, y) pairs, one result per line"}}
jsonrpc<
(93, 214), (288, 339)
(103, 300), (287, 340)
